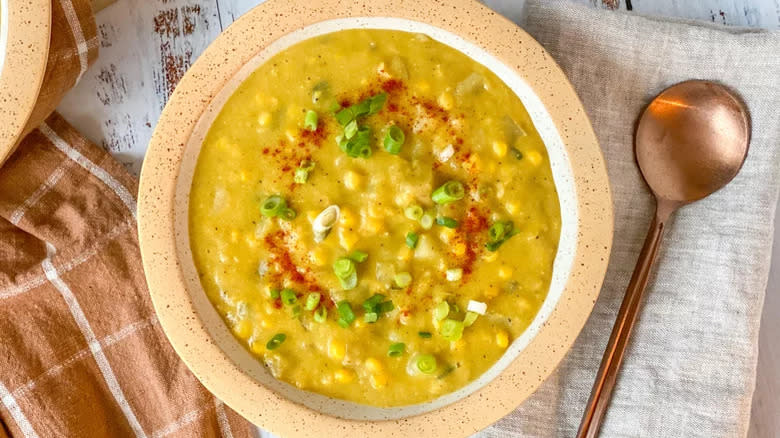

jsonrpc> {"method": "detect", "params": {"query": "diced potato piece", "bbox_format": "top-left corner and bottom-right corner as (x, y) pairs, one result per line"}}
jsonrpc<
(492, 140), (508, 158)
(334, 368), (356, 383)
(498, 265), (513, 279)
(526, 150), (543, 166)
(496, 330), (509, 349)
(362, 217), (385, 234)
(344, 171), (363, 190)
(328, 339), (346, 361)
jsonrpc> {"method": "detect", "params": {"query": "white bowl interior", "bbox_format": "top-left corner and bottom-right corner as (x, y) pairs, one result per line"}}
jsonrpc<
(0, 0), (9, 73)
(173, 17), (578, 420)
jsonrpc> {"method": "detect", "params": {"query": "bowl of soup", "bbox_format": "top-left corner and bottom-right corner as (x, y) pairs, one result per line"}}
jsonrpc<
(138, 0), (613, 436)
(0, 0), (50, 166)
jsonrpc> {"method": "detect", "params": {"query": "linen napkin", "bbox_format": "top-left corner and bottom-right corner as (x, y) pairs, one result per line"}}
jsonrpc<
(0, 1), (250, 436)
(479, 1), (780, 437)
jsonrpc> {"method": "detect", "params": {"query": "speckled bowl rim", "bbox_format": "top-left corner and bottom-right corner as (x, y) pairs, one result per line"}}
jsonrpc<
(0, 0), (51, 166)
(138, 0), (613, 436)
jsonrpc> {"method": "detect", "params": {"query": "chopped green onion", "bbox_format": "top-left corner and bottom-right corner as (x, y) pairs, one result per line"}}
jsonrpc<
(414, 354), (437, 374)
(347, 250), (368, 263)
(418, 331), (432, 339)
(260, 195), (286, 217)
(394, 272), (412, 288)
(333, 258), (356, 278)
(266, 333), (286, 350)
(405, 232), (419, 249)
(314, 306), (328, 323)
(304, 110), (318, 131)
(268, 288), (281, 299)
(291, 304), (302, 318)
(294, 159), (316, 184)
(445, 268), (463, 282)
(437, 364), (457, 379)
(510, 146), (524, 160)
(378, 300), (394, 314)
(486, 221), (517, 251)
(436, 216), (459, 228)
(328, 101), (342, 113)
(339, 126), (373, 158)
(362, 294), (386, 312)
(368, 93), (387, 115)
(463, 311), (479, 327)
(364, 312), (378, 323)
(344, 119), (358, 139)
(431, 181), (465, 204)
(383, 125), (405, 154)
(336, 301), (355, 327)
(420, 212), (435, 230)
(388, 343), (406, 357)
(304, 293), (321, 311)
(440, 319), (465, 341)
(433, 301), (450, 321)
(335, 93), (387, 126)
(279, 208), (297, 221)
(404, 205), (424, 221)
(280, 289), (297, 306)
(338, 272), (358, 290)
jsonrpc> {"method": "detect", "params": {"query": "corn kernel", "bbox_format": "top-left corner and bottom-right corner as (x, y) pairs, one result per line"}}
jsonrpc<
(452, 242), (466, 256)
(498, 265), (513, 279)
(416, 81), (430, 93)
(439, 227), (456, 243)
(438, 92), (454, 110)
(339, 230), (359, 250)
(230, 230), (239, 243)
(343, 171), (363, 190)
(526, 150), (543, 166)
(334, 368), (356, 383)
(310, 247), (328, 266)
(257, 112), (271, 127)
(328, 339), (346, 361)
(364, 358), (383, 373)
(370, 372), (389, 389)
(492, 140), (508, 158)
(495, 330), (509, 349)
(260, 319), (271, 329)
(340, 208), (357, 227)
(239, 170), (248, 182)
(231, 320), (252, 339)
(505, 201), (521, 215)
(249, 341), (265, 355)
(398, 246), (413, 261)
(482, 251), (498, 262)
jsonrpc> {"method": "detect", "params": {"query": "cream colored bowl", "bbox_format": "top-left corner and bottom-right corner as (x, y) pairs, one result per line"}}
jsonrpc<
(138, 0), (613, 436)
(0, 0), (50, 166)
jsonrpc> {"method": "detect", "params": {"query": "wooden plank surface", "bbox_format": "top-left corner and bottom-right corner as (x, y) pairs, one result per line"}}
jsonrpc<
(56, 1), (780, 437)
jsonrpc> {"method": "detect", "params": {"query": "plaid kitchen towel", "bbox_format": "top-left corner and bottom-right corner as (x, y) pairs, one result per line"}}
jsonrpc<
(0, 1), (251, 437)
(479, 1), (780, 437)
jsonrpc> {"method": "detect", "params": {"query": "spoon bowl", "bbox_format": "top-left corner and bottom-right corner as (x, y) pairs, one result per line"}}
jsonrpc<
(578, 80), (750, 438)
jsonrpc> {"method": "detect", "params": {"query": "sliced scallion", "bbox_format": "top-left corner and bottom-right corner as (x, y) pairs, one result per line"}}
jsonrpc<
(383, 125), (405, 154)
(405, 232), (419, 249)
(304, 293), (321, 311)
(433, 301), (450, 321)
(404, 205), (424, 221)
(260, 195), (286, 217)
(420, 212), (435, 230)
(280, 289), (297, 306)
(436, 216), (459, 228)
(394, 272), (412, 288)
(431, 181), (465, 204)
(347, 250), (368, 263)
(440, 319), (465, 341)
(304, 110), (318, 131)
(388, 342), (406, 357)
(279, 208), (297, 221)
(313, 306), (328, 323)
(413, 354), (437, 374)
(266, 333), (286, 350)
(269, 288), (281, 299)
(336, 300), (355, 327)
(418, 331), (433, 339)
(364, 312), (378, 323)
(463, 311), (479, 327)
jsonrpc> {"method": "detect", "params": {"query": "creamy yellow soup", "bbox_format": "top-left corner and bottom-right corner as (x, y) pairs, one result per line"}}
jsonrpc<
(189, 29), (561, 406)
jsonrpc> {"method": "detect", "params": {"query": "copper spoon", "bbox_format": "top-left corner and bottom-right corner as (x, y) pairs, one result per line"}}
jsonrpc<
(577, 80), (751, 438)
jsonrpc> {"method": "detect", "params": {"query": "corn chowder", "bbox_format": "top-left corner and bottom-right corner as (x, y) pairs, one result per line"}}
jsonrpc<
(189, 29), (561, 406)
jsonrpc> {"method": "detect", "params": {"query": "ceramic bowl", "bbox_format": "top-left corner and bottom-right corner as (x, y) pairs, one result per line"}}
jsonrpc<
(138, 0), (613, 436)
(0, 0), (50, 166)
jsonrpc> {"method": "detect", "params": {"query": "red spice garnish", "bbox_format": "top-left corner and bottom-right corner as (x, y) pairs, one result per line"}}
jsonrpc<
(458, 207), (490, 276)
(263, 231), (331, 306)
(381, 78), (404, 94)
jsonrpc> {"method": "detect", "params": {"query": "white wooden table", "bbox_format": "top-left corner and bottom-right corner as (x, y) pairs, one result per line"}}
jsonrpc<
(59, 1), (780, 436)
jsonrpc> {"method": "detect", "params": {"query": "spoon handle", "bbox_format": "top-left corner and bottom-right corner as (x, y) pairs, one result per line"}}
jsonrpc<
(576, 202), (675, 438)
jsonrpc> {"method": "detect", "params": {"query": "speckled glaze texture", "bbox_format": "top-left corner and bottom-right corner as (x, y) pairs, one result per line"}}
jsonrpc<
(0, 0), (51, 166)
(138, 1), (613, 437)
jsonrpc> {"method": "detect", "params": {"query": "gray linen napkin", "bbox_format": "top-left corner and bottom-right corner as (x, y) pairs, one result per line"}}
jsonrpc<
(478, 1), (780, 437)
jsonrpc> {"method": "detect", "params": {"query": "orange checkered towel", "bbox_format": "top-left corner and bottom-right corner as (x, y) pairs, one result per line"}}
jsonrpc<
(0, 1), (251, 437)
